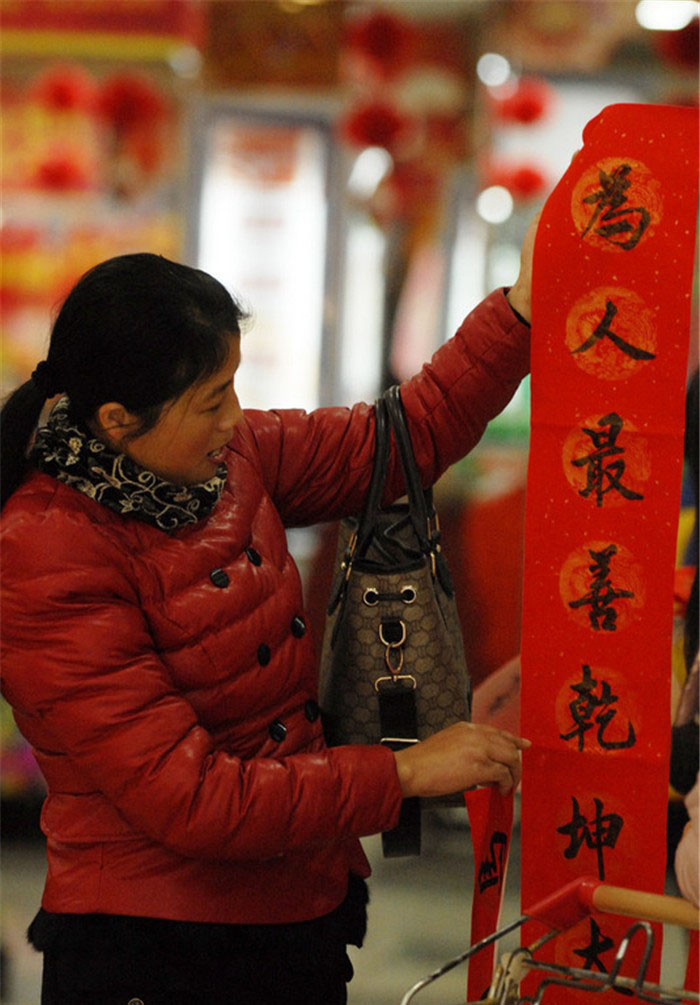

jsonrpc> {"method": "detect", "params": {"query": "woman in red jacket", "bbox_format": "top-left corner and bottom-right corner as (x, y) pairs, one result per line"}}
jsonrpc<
(1, 225), (534, 1004)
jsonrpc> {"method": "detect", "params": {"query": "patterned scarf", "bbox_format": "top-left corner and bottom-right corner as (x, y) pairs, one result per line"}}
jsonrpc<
(31, 397), (226, 532)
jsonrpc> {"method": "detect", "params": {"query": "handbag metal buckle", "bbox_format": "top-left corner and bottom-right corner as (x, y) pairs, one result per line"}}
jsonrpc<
(379, 619), (406, 648)
(377, 619), (412, 687)
(374, 675), (417, 692)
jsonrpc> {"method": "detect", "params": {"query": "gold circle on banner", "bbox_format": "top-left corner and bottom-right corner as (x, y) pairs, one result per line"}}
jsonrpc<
(561, 413), (651, 507)
(565, 286), (657, 381)
(570, 156), (662, 252)
(559, 540), (645, 633)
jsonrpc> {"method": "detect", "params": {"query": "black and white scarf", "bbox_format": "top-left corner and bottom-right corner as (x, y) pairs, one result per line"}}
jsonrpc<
(31, 397), (226, 532)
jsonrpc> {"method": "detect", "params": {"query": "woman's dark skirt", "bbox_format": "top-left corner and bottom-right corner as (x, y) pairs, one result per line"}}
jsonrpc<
(29, 874), (369, 1005)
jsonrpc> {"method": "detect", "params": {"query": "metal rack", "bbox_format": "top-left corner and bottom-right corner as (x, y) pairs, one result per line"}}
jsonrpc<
(400, 876), (699, 1004)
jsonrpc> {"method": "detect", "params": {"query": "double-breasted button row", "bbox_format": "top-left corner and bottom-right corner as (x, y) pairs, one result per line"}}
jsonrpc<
(290, 615), (306, 638)
(268, 702), (318, 743)
(269, 720), (287, 743)
(209, 549), (260, 588)
(209, 568), (229, 588)
(255, 617), (306, 667)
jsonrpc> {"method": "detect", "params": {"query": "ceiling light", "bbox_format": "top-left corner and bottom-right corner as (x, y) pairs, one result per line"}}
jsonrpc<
(347, 147), (393, 200)
(635, 0), (699, 30)
(477, 53), (511, 87)
(476, 186), (514, 225)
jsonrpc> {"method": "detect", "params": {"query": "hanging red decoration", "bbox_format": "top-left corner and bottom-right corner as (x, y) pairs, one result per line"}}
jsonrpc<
(486, 163), (549, 201)
(33, 153), (92, 191)
(344, 10), (419, 79)
(338, 9), (470, 229)
(97, 72), (169, 131)
(339, 100), (413, 152)
(491, 76), (552, 125)
(29, 64), (98, 113)
(654, 19), (699, 71)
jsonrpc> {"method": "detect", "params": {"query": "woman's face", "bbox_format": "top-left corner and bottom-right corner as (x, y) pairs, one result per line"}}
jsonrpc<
(112, 335), (243, 486)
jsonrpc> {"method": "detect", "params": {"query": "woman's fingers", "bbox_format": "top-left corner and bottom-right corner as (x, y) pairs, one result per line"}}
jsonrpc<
(498, 729), (531, 750)
(498, 766), (514, 796)
(483, 724), (530, 753)
(487, 737), (522, 790)
(392, 721), (530, 798)
(506, 210), (541, 322)
(482, 761), (516, 796)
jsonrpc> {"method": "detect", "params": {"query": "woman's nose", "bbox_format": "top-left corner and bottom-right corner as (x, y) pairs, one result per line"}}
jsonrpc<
(218, 390), (241, 432)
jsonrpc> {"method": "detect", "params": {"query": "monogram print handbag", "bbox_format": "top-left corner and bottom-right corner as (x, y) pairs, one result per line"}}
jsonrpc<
(318, 386), (472, 855)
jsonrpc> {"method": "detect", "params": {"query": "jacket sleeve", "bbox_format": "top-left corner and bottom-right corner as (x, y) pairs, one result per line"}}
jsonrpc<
(244, 289), (529, 527)
(0, 510), (402, 861)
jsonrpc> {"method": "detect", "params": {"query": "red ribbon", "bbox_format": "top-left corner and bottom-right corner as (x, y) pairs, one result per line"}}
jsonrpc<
(464, 787), (514, 1000)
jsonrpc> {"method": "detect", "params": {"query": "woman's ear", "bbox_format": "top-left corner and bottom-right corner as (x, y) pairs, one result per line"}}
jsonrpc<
(94, 402), (139, 449)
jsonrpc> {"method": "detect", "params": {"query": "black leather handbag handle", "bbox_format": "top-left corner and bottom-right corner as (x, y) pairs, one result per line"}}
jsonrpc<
(384, 385), (455, 598)
(327, 384), (454, 618)
(383, 385), (433, 552)
(326, 398), (392, 617)
(354, 396), (392, 560)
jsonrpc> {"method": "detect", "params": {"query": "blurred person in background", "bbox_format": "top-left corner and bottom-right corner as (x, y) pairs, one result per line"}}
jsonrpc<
(672, 368), (699, 908)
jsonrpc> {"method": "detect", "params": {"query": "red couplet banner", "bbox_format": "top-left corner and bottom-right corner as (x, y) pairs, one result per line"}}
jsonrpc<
(464, 787), (514, 1000)
(520, 103), (698, 999)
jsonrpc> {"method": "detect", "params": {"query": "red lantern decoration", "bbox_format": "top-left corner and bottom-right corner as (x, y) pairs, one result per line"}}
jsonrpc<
(344, 10), (419, 79)
(491, 76), (553, 125)
(34, 154), (92, 192)
(339, 100), (413, 153)
(487, 163), (549, 201)
(511, 165), (548, 199)
(97, 72), (169, 131)
(29, 64), (98, 113)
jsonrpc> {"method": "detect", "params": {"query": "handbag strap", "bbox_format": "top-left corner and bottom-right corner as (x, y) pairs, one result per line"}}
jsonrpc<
(327, 383), (455, 620)
(383, 385), (455, 597)
(378, 687), (421, 858)
(326, 399), (391, 617)
(354, 395), (392, 560)
(383, 385), (432, 551)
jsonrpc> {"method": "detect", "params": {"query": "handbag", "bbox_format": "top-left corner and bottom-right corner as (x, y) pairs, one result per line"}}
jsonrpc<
(318, 385), (472, 856)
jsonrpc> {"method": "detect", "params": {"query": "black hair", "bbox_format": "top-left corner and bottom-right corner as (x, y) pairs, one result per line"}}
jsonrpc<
(1, 253), (248, 509)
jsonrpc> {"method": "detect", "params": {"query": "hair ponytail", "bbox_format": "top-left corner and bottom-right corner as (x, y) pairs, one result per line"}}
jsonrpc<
(1, 379), (51, 510)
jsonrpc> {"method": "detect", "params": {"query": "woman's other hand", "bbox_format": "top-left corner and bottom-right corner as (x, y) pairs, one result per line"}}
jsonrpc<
(393, 721), (530, 798)
(506, 210), (541, 323)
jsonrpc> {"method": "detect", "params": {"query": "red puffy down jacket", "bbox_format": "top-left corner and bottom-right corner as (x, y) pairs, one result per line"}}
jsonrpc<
(0, 290), (529, 924)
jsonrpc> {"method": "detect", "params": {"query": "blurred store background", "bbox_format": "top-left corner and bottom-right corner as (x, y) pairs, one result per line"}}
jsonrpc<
(1, 1), (698, 1002)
